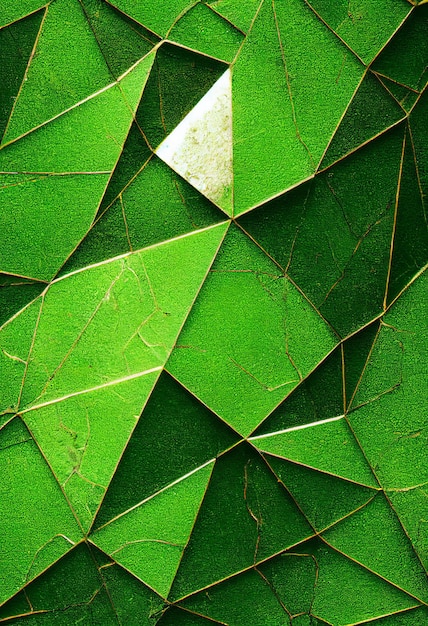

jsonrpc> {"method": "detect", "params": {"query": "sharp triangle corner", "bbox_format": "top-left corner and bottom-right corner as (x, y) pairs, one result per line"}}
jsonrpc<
(155, 69), (233, 216)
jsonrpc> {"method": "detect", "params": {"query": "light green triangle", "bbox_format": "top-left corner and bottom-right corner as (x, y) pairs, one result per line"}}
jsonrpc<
(0, 1), (47, 29)
(232, 0), (364, 215)
(2, 0), (114, 144)
(19, 222), (229, 409)
(0, 173), (110, 281)
(91, 461), (214, 597)
(0, 52), (155, 173)
(23, 372), (160, 532)
(251, 416), (378, 487)
(118, 50), (156, 112)
(0, 418), (82, 606)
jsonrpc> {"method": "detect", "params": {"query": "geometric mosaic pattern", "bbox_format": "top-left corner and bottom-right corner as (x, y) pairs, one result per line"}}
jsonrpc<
(0, 0), (427, 623)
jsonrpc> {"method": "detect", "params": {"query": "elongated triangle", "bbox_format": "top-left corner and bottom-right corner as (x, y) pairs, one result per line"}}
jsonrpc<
(251, 416), (377, 487)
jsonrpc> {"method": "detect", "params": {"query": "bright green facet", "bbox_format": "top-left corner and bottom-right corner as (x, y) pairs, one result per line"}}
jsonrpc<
(168, 225), (338, 435)
(0, 418), (82, 605)
(1, 1), (427, 621)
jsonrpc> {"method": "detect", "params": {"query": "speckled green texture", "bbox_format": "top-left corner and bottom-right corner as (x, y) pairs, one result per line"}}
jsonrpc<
(167, 224), (338, 435)
(304, 0), (411, 64)
(0, 418), (81, 605)
(168, 3), (244, 62)
(1, 1), (427, 624)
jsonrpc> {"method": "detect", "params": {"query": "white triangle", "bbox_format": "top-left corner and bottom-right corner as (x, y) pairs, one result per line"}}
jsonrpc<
(155, 69), (232, 215)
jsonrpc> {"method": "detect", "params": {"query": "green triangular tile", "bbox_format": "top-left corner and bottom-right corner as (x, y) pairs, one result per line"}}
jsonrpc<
(80, 0), (159, 78)
(304, 0), (411, 64)
(106, 0), (197, 37)
(0, 1), (47, 28)
(232, 0), (364, 215)
(23, 372), (161, 532)
(0, 544), (114, 622)
(251, 415), (378, 487)
(258, 552), (318, 617)
(0, 173), (110, 281)
(408, 87), (427, 196)
(95, 371), (239, 529)
(2, 0), (114, 143)
(168, 3), (244, 62)
(92, 551), (165, 625)
(169, 443), (313, 600)
(91, 461), (214, 598)
(98, 121), (152, 212)
(323, 493), (428, 603)
(0, 52), (155, 173)
(167, 224), (338, 436)
(387, 127), (428, 303)
(388, 488), (428, 572)
(343, 320), (381, 408)
(321, 70), (405, 168)
(239, 125), (404, 337)
(0, 9), (44, 142)
(137, 43), (226, 149)
(0, 418), (81, 605)
(349, 271), (427, 493)
(372, 5), (428, 91)
(178, 568), (292, 625)
(206, 0), (261, 32)
(297, 539), (421, 625)
(0, 274), (45, 326)
(253, 345), (343, 437)
(157, 606), (223, 625)
(62, 155), (226, 275)
(17, 222), (228, 408)
(0, 297), (43, 415)
(378, 75), (420, 112)
(266, 455), (378, 531)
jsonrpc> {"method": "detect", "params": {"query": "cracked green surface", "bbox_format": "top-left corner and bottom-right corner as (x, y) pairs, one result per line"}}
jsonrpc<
(0, 0), (427, 624)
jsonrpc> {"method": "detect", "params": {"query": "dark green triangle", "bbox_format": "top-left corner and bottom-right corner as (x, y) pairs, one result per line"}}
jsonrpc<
(90, 544), (166, 624)
(157, 606), (224, 625)
(94, 371), (239, 529)
(372, 5), (428, 92)
(0, 543), (115, 623)
(178, 568), (292, 624)
(343, 320), (381, 409)
(387, 127), (428, 304)
(169, 442), (313, 601)
(258, 551), (319, 616)
(60, 155), (226, 275)
(266, 454), (377, 531)
(99, 121), (152, 213)
(378, 75), (420, 113)
(137, 42), (227, 149)
(321, 71), (405, 169)
(0, 274), (45, 326)
(252, 345), (343, 437)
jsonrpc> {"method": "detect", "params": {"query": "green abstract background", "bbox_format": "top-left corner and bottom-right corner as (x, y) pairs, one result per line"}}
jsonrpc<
(0, 0), (427, 624)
